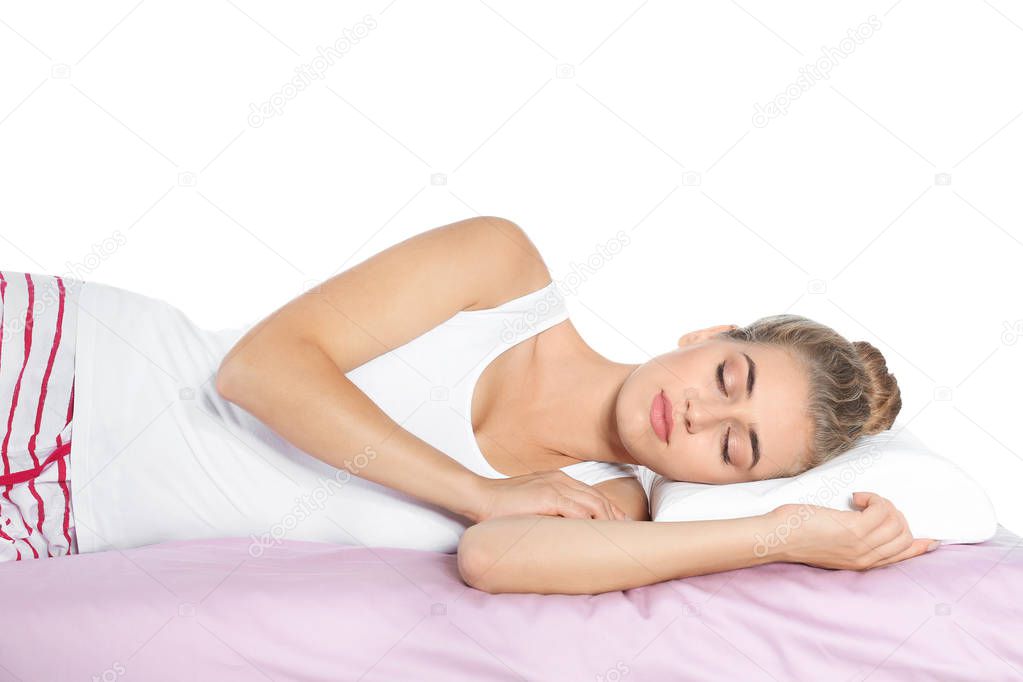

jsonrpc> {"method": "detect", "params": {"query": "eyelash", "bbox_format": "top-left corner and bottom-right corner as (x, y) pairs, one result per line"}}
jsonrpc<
(717, 361), (731, 465)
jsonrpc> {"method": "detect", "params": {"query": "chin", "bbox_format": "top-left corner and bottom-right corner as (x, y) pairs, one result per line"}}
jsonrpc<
(616, 382), (680, 479)
(645, 459), (683, 481)
(621, 440), (675, 479)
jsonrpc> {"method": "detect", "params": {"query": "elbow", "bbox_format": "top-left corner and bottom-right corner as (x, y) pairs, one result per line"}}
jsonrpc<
(214, 357), (248, 405)
(457, 525), (505, 594)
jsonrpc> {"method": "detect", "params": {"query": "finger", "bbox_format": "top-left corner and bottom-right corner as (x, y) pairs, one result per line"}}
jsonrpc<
(554, 495), (593, 519)
(851, 490), (889, 513)
(862, 513), (905, 548)
(553, 473), (626, 521)
(537, 474), (602, 515)
(596, 495), (628, 521)
(872, 538), (936, 568)
(579, 488), (615, 520)
(564, 482), (617, 519)
(854, 522), (908, 570)
(556, 480), (617, 520)
(600, 500), (626, 521)
(831, 509), (893, 561)
(562, 489), (610, 520)
(862, 528), (913, 566)
(851, 491), (893, 529)
(598, 495), (620, 521)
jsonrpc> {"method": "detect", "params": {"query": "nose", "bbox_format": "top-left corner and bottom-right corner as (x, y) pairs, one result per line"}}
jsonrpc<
(684, 396), (744, 433)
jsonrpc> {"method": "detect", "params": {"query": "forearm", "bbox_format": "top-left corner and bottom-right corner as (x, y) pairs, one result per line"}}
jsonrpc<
(217, 336), (487, 521)
(458, 512), (784, 595)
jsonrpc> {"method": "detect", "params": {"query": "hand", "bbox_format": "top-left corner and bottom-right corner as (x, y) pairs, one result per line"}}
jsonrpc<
(468, 470), (628, 524)
(767, 491), (939, 571)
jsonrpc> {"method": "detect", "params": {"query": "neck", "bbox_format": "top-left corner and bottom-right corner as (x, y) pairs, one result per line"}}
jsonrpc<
(524, 320), (641, 466)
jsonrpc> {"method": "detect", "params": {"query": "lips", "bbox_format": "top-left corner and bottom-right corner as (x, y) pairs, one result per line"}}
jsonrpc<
(650, 390), (672, 444)
(662, 391), (675, 440)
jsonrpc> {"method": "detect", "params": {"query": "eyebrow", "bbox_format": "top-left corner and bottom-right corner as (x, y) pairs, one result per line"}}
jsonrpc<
(742, 352), (761, 470)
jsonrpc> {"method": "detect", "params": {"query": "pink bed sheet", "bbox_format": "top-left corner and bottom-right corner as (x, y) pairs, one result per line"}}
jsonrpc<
(1, 525), (1020, 681)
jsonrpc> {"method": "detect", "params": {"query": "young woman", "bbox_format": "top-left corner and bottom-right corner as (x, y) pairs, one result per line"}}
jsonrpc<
(0, 216), (936, 593)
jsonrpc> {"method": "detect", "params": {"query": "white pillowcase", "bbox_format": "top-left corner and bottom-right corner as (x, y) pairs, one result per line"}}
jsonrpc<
(636, 424), (997, 545)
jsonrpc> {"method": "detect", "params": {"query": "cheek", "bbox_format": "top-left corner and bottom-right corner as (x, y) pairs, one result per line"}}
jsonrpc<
(677, 435), (720, 477)
(620, 371), (658, 432)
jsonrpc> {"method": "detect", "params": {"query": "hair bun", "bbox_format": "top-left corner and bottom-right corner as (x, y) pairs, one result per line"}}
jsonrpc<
(852, 341), (902, 435)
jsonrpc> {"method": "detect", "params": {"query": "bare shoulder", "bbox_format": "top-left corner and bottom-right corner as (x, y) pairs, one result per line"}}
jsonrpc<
(464, 216), (553, 311)
(593, 475), (651, 522)
(218, 215), (554, 382)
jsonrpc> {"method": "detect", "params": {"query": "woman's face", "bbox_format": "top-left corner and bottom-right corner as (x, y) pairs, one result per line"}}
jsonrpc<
(615, 327), (813, 483)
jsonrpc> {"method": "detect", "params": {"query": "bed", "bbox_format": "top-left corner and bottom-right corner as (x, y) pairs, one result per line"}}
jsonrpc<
(1, 524), (1020, 681)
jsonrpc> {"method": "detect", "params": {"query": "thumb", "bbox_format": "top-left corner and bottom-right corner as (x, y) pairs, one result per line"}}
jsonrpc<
(851, 491), (871, 508)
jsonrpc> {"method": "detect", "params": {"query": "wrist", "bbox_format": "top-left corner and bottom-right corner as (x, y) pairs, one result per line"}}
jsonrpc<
(752, 507), (797, 564)
(455, 471), (493, 524)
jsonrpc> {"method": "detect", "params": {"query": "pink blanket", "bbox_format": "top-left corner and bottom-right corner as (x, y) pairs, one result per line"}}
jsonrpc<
(2, 526), (1020, 681)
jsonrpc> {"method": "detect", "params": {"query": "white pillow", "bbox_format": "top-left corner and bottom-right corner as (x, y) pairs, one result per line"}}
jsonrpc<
(636, 424), (997, 545)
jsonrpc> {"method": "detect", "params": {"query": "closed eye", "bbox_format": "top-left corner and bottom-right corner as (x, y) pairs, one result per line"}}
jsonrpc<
(717, 361), (731, 465)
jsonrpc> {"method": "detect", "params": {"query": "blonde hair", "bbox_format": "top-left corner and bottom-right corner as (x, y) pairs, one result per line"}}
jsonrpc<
(719, 314), (901, 475)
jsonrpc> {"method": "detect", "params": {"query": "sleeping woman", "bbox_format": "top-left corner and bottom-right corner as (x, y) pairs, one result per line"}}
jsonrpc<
(0, 216), (936, 593)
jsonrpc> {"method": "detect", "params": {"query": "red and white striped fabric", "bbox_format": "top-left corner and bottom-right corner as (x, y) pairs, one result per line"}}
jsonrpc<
(0, 270), (80, 561)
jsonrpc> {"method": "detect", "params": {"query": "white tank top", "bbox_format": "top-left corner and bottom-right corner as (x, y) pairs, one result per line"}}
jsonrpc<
(69, 279), (636, 555)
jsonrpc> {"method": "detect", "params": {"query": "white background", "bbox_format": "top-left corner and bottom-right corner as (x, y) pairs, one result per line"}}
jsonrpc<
(1, 1), (1021, 535)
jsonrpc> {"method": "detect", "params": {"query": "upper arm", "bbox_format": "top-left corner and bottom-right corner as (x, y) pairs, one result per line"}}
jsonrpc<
(218, 216), (551, 384)
(593, 475), (651, 522)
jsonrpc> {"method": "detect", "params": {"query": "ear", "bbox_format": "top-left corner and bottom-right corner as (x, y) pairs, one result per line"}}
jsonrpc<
(677, 324), (738, 348)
